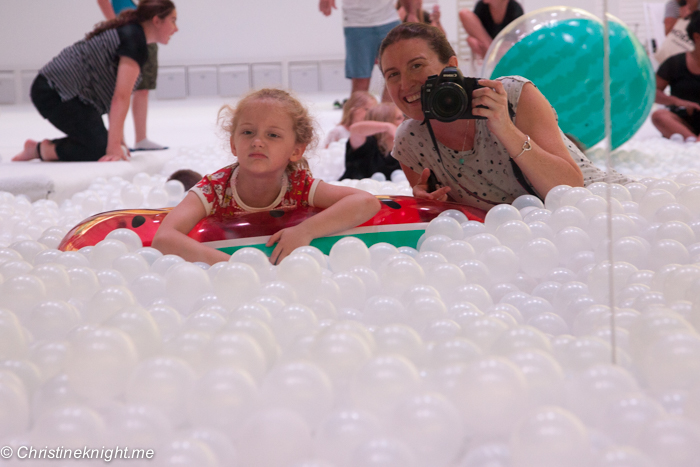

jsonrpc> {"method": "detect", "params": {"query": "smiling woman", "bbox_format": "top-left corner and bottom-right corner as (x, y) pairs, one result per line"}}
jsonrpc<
(378, 22), (630, 216)
(12, 0), (178, 163)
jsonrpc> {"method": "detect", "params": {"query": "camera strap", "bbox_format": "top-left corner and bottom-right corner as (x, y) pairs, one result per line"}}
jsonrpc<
(422, 117), (539, 204)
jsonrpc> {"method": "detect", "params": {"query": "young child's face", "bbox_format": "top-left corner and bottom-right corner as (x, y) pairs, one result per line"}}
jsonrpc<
(352, 101), (375, 124)
(230, 100), (304, 176)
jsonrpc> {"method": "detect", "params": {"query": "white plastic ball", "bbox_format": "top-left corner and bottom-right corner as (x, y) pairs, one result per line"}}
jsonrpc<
(329, 237), (371, 272)
(65, 325), (139, 400)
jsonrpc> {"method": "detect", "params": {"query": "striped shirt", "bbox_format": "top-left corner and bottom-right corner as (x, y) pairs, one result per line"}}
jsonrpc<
(40, 23), (147, 115)
(665, 0), (700, 18)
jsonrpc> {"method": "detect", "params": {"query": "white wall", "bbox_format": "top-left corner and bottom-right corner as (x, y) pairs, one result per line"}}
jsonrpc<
(0, 0), (344, 70)
(0, 0), (661, 72)
(0, 0), (467, 70)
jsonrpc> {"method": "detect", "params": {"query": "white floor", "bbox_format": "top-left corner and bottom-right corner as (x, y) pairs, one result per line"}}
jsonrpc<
(0, 94), (344, 201)
(1, 92), (691, 203)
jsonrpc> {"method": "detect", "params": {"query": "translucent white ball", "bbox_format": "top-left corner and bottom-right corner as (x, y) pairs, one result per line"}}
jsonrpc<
(125, 356), (196, 426)
(236, 409), (313, 467)
(65, 325), (139, 400)
(105, 228), (143, 252)
(511, 406), (590, 467)
(329, 237), (371, 272)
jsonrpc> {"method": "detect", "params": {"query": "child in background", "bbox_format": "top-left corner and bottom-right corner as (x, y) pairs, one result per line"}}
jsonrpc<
(341, 103), (404, 180)
(323, 91), (378, 148)
(153, 88), (381, 265)
(167, 169), (202, 191)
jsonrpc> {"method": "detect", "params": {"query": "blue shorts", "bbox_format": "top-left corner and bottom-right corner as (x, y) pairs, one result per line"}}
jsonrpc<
(344, 20), (401, 79)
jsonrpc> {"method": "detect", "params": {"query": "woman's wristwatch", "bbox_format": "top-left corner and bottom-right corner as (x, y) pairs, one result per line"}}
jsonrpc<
(512, 135), (532, 160)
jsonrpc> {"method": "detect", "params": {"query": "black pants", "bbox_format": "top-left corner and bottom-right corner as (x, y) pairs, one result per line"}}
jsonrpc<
(31, 74), (108, 162)
(669, 104), (700, 135)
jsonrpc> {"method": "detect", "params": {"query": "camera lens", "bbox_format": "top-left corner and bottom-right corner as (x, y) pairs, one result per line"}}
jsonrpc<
(432, 83), (468, 122)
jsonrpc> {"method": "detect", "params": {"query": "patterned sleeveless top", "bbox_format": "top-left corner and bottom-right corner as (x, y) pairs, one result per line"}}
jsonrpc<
(392, 76), (630, 211)
(190, 163), (320, 217)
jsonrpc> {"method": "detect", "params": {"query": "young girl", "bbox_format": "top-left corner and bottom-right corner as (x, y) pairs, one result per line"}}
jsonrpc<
(340, 103), (404, 180)
(323, 91), (378, 148)
(152, 88), (381, 265)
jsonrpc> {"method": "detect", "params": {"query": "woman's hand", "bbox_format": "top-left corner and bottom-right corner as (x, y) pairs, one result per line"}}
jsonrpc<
(472, 79), (516, 138)
(99, 144), (129, 162)
(412, 168), (451, 201)
(675, 98), (700, 115)
(319, 0), (336, 16)
(266, 225), (314, 265)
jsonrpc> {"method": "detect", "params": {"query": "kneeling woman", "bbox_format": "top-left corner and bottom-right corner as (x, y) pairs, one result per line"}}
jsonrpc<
(378, 23), (628, 217)
(13, 0), (177, 162)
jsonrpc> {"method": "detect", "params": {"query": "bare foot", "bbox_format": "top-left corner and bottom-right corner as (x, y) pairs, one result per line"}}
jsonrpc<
(12, 140), (40, 161)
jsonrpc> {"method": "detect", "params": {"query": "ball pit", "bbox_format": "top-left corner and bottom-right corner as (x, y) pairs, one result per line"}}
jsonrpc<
(2, 140), (700, 466)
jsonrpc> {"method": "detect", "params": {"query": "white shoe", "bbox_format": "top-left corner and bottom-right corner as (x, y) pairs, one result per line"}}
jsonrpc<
(132, 138), (168, 151)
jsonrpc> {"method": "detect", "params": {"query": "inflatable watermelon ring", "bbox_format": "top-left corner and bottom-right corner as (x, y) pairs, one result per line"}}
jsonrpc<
(58, 195), (484, 255)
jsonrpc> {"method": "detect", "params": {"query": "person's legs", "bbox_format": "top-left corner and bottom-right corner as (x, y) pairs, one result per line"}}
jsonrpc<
(13, 139), (58, 161)
(459, 9), (492, 58)
(371, 20), (401, 103)
(652, 108), (696, 138)
(467, 36), (489, 59)
(345, 26), (380, 99)
(132, 89), (149, 143)
(132, 43), (166, 150)
(352, 78), (371, 93)
(13, 75), (80, 162)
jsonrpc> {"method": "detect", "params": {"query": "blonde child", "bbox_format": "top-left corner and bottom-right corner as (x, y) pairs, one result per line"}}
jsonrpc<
(152, 88), (381, 265)
(341, 103), (404, 180)
(323, 91), (378, 148)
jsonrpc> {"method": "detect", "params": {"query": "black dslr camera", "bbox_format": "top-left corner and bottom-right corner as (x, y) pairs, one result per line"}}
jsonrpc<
(421, 67), (486, 122)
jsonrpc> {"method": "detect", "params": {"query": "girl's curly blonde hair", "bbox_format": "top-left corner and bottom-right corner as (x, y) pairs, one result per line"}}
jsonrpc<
(218, 88), (318, 173)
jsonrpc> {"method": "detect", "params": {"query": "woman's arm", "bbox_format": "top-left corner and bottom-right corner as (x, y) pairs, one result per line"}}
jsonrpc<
(152, 192), (231, 265)
(430, 5), (446, 35)
(349, 121), (396, 149)
(472, 79), (584, 197)
(100, 56), (140, 162)
(655, 75), (700, 111)
(97, 0), (116, 20)
(265, 182), (381, 264)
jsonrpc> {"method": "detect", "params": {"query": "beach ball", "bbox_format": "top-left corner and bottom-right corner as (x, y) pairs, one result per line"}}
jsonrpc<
(482, 7), (654, 149)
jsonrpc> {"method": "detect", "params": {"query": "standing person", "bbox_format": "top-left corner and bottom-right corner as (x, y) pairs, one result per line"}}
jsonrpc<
(97, 0), (167, 150)
(653, 11), (700, 141)
(152, 88), (380, 265)
(319, 0), (420, 96)
(13, 0), (177, 162)
(397, 0), (445, 35)
(459, 0), (524, 60)
(378, 23), (629, 217)
(341, 102), (403, 180)
(664, 0), (700, 35)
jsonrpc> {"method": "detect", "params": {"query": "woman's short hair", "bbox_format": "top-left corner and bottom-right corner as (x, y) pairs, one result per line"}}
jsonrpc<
(378, 22), (455, 72)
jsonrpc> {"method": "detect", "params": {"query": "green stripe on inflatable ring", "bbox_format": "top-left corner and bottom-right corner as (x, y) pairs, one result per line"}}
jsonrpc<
(203, 223), (429, 256)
